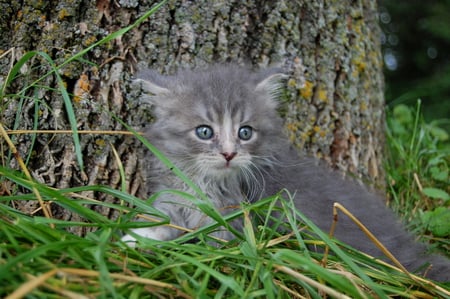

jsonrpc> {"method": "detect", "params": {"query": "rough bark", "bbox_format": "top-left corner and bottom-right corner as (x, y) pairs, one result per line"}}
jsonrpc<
(0, 0), (384, 235)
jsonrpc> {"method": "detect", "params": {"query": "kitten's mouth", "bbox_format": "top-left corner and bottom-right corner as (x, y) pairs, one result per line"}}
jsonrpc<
(217, 162), (232, 171)
(205, 154), (243, 173)
(217, 160), (236, 171)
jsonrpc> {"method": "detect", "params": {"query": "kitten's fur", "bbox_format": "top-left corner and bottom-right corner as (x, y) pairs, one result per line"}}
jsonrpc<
(123, 65), (449, 281)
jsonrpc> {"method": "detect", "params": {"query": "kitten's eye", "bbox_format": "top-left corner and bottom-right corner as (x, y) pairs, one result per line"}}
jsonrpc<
(195, 125), (214, 140)
(238, 126), (253, 141)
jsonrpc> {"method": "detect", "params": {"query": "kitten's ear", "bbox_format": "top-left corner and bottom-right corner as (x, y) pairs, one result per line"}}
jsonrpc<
(254, 70), (287, 96)
(135, 69), (170, 96)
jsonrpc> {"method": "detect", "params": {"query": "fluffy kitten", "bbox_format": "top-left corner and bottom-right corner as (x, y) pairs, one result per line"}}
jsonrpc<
(122, 65), (449, 282)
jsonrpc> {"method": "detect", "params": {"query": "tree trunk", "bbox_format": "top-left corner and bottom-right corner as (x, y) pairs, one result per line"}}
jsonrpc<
(0, 0), (384, 235)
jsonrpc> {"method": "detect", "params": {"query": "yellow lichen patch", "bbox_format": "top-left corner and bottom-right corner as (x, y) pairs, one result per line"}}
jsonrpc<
(316, 88), (328, 103)
(286, 122), (299, 133)
(319, 130), (327, 138)
(299, 80), (314, 99)
(300, 131), (310, 141)
(83, 35), (97, 47)
(39, 15), (46, 27)
(360, 101), (368, 112)
(73, 73), (90, 103)
(369, 50), (382, 68)
(285, 121), (303, 144)
(58, 8), (70, 20)
(287, 78), (297, 88)
(95, 138), (106, 147)
(312, 125), (327, 138)
(351, 57), (366, 78)
(356, 60), (366, 73)
(363, 80), (371, 90)
(352, 18), (363, 35)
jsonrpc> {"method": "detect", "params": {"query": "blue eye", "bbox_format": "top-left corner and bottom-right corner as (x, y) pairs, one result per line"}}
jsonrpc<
(195, 125), (214, 140)
(238, 126), (253, 140)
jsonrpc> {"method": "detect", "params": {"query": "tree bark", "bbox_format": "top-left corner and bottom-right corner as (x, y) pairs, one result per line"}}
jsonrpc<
(0, 0), (384, 235)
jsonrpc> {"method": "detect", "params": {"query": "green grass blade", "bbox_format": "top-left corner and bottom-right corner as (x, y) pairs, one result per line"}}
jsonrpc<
(283, 200), (389, 299)
(0, 51), (38, 97)
(165, 250), (245, 297)
(34, 50), (84, 170)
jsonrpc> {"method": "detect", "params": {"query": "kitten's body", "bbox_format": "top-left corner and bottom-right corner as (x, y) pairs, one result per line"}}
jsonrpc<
(123, 65), (449, 281)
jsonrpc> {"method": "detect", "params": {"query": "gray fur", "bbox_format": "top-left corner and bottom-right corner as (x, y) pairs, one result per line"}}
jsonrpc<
(123, 65), (449, 282)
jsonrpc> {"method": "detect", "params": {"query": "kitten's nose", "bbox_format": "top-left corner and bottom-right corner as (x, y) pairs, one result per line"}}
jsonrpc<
(221, 152), (237, 161)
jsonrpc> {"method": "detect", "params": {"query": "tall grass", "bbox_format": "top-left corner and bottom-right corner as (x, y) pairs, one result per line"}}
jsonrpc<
(2, 170), (449, 298)
(385, 101), (450, 253)
(1, 5), (449, 299)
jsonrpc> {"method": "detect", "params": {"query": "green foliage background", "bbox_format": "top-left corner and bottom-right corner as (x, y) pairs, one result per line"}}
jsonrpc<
(380, 0), (450, 124)
(381, 0), (450, 260)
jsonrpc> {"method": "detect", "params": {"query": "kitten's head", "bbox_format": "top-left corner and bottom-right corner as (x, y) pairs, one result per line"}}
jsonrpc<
(137, 65), (286, 179)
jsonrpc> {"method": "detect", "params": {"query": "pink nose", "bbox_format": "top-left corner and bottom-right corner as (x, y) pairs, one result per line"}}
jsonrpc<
(221, 152), (237, 161)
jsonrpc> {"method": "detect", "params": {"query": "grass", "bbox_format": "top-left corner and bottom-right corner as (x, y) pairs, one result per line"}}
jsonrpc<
(1, 175), (449, 298)
(1, 5), (450, 299)
(385, 101), (450, 253)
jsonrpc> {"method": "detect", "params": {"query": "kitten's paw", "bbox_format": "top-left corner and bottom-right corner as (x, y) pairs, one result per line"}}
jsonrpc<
(121, 227), (167, 247)
(121, 233), (138, 248)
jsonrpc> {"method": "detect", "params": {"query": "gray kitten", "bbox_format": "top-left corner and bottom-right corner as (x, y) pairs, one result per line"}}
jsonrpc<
(122, 65), (449, 282)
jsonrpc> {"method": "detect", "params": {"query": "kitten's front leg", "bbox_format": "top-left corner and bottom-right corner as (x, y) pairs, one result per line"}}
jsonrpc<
(121, 225), (178, 247)
(121, 194), (188, 247)
(120, 193), (239, 247)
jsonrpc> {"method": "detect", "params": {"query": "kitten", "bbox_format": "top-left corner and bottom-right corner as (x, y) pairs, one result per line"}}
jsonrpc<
(122, 65), (449, 282)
